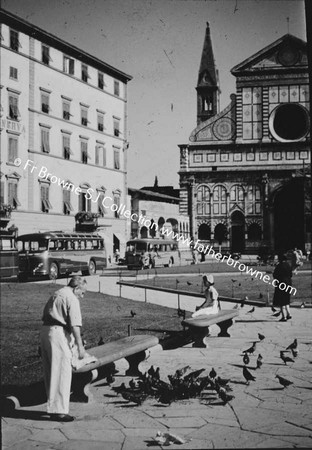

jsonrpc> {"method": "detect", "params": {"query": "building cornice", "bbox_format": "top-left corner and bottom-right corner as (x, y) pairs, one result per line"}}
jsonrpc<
(1, 8), (132, 83)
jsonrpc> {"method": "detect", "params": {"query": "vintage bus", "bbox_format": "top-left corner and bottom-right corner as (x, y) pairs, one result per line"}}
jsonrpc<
(125, 238), (179, 270)
(17, 231), (107, 280)
(0, 230), (19, 280)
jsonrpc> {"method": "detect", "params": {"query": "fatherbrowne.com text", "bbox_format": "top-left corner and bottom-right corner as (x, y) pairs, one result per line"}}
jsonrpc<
(160, 227), (297, 296)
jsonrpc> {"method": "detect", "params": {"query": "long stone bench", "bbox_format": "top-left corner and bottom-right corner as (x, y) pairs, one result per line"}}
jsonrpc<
(182, 309), (239, 348)
(71, 334), (159, 402)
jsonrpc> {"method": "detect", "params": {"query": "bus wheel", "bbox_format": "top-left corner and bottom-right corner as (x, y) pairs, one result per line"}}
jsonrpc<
(88, 259), (96, 275)
(49, 262), (59, 280)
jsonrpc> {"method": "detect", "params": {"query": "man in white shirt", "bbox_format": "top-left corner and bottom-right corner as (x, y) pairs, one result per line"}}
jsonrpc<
(40, 276), (87, 422)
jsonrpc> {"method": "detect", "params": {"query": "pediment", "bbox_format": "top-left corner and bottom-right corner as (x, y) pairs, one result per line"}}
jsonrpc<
(231, 34), (307, 75)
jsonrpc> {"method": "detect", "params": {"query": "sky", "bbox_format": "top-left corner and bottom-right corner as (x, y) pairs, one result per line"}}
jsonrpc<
(1, 0), (306, 189)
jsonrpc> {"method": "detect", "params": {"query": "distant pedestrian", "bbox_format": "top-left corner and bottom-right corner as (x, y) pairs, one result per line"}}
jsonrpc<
(40, 276), (87, 421)
(192, 274), (220, 317)
(114, 249), (120, 263)
(290, 247), (303, 275)
(273, 253), (292, 322)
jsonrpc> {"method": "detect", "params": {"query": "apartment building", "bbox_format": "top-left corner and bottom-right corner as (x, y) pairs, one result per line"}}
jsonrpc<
(0, 9), (132, 259)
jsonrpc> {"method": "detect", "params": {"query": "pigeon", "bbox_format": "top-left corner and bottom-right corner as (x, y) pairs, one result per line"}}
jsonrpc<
(243, 366), (256, 384)
(280, 351), (294, 365)
(258, 353), (263, 361)
(271, 306), (277, 312)
(243, 353), (250, 365)
(243, 343), (256, 354)
(233, 303), (239, 309)
(183, 368), (205, 382)
(290, 348), (298, 358)
(209, 368), (217, 379)
(129, 379), (137, 390)
(121, 391), (148, 405)
(148, 365), (156, 377)
(247, 307), (255, 314)
(187, 281), (192, 286)
(241, 296), (248, 308)
(106, 374), (115, 384)
(276, 374), (293, 388)
(177, 308), (186, 319)
(215, 376), (231, 387)
(258, 333), (265, 341)
(273, 311), (281, 317)
(130, 310), (136, 317)
(98, 336), (104, 346)
(256, 355), (262, 369)
(112, 382), (127, 394)
(218, 387), (235, 405)
(286, 339), (297, 351)
(300, 302), (305, 308)
(154, 431), (188, 446)
(175, 366), (191, 378)
(157, 389), (175, 405)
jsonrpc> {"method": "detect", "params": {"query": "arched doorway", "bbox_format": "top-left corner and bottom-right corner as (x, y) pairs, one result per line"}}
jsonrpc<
(140, 226), (148, 238)
(198, 223), (211, 241)
(231, 211), (245, 253)
(273, 180), (304, 252)
(214, 223), (227, 245)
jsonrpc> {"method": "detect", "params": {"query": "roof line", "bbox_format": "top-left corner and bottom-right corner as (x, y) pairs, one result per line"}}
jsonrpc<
(0, 8), (132, 82)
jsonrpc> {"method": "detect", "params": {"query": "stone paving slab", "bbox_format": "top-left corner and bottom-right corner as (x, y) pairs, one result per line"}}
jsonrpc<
(2, 305), (312, 449)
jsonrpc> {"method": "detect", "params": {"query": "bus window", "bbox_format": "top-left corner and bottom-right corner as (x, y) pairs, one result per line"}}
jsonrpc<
(86, 240), (92, 250)
(126, 243), (135, 252)
(79, 240), (86, 250)
(136, 242), (148, 252)
(71, 240), (79, 250)
(1, 238), (13, 250)
(49, 240), (58, 251)
(30, 240), (48, 252)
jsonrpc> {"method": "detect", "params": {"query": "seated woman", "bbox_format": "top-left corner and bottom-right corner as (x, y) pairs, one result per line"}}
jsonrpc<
(192, 274), (220, 317)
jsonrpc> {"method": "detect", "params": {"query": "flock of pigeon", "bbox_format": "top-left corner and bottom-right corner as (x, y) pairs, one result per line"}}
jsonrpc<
(111, 364), (235, 406)
(108, 334), (297, 407)
(242, 333), (297, 389)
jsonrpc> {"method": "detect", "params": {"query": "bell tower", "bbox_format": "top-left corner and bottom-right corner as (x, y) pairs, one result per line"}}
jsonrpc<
(196, 22), (220, 125)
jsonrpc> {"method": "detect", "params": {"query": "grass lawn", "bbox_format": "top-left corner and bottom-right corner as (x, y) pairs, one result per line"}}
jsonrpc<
(0, 282), (181, 388)
(128, 271), (311, 304)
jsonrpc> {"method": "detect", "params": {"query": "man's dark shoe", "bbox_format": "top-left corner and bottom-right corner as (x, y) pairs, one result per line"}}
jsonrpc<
(52, 414), (75, 422)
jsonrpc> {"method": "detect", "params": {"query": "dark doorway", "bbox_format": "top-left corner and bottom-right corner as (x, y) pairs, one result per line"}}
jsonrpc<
(198, 223), (211, 241)
(231, 211), (245, 253)
(214, 223), (227, 245)
(273, 180), (304, 252)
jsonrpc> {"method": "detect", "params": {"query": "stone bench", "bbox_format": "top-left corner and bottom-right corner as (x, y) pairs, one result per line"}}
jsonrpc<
(72, 334), (159, 402)
(182, 309), (239, 348)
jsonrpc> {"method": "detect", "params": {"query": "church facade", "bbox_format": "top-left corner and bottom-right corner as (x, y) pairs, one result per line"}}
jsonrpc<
(178, 23), (310, 255)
